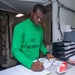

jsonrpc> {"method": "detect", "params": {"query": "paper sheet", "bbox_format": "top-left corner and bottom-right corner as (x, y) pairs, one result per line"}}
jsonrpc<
(38, 58), (63, 67)
(69, 55), (75, 60)
(38, 58), (56, 69)
(15, 65), (51, 75)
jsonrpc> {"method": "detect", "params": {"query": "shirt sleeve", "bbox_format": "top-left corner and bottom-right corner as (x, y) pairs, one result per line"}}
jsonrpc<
(11, 25), (33, 69)
(40, 26), (48, 55)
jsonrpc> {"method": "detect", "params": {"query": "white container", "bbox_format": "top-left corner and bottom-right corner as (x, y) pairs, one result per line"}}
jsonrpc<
(57, 64), (67, 74)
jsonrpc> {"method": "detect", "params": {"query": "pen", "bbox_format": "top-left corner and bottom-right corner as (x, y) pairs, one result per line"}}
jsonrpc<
(49, 58), (55, 67)
(36, 58), (40, 62)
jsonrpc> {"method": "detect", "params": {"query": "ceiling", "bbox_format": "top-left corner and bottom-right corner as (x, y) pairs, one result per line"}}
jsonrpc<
(0, 0), (51, 14)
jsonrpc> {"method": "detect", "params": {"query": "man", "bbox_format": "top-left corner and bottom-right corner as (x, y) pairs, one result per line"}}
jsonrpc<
(11, 4), (54, 72)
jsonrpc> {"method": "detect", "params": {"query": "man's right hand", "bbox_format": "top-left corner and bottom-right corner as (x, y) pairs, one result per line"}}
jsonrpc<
(31, 62), (44, 72)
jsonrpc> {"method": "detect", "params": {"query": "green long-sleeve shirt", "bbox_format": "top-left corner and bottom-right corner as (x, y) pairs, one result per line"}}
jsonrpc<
(11, 18), (48, 69)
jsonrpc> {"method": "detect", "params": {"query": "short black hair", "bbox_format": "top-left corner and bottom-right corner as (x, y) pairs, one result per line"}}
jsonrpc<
(33, 4), (46, 14)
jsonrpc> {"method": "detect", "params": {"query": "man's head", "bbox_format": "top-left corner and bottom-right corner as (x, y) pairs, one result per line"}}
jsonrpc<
(30, 4), (46, 25)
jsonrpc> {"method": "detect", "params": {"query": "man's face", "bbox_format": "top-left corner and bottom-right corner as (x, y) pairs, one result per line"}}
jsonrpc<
(31, 9), (45, 25)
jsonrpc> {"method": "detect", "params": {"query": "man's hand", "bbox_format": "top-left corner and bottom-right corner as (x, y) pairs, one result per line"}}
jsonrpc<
(46, 52), (54, 60)
(31, 62), (44, 72)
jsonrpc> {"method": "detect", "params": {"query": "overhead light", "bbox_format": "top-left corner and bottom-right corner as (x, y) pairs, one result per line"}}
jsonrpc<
(15, 13), (24, 17)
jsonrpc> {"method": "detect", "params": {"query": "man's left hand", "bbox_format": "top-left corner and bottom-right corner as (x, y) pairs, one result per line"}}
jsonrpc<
(46, 52), (54, 60)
